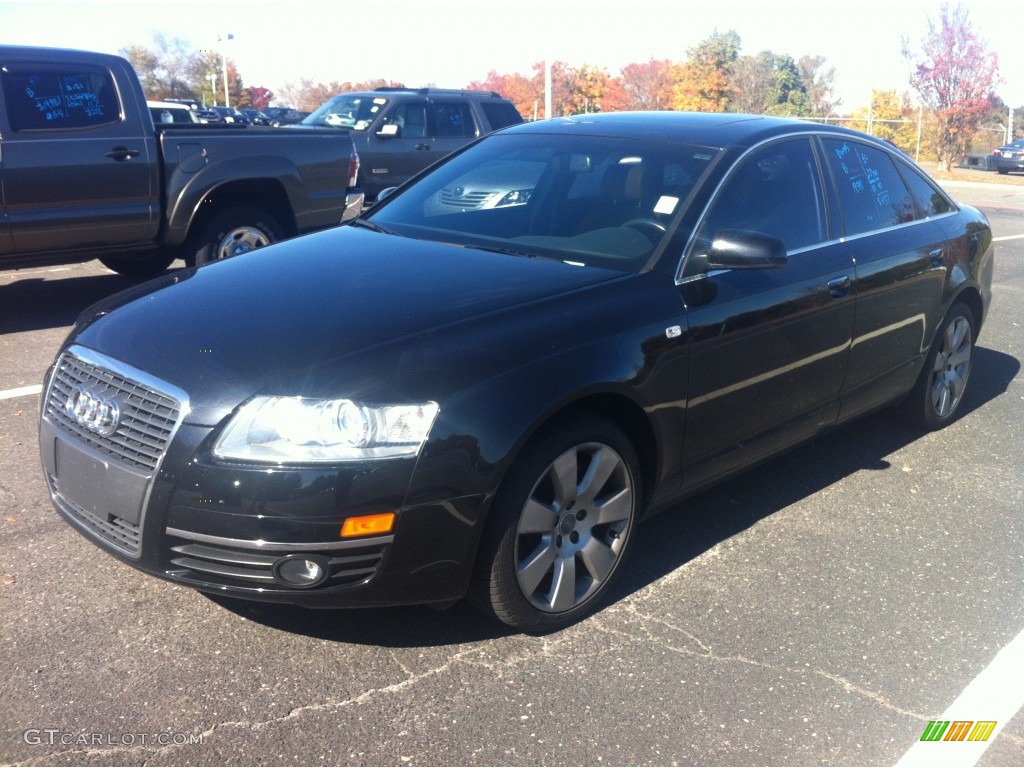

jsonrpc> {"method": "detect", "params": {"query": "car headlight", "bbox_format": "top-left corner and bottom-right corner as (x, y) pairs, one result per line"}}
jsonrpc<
(212, 397), (439, 463)
(494, 189), (532, 207)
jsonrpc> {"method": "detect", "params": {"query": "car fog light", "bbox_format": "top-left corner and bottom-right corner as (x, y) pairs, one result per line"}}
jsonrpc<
(272, 555), (330, 588)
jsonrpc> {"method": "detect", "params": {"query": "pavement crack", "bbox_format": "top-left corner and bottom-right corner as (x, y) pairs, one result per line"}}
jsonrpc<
(611, 603), (930, 721)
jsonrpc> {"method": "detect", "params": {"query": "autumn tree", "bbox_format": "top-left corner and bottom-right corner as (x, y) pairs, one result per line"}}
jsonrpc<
(468, 70), (538, 118)
(614, 59), (674, 111)
(903, 3), (1000, 170)
(246, 86), (274, 111)
(276, 78), (405, 112)
(849, 90), (920, 153)
(671, 30), (740, 112)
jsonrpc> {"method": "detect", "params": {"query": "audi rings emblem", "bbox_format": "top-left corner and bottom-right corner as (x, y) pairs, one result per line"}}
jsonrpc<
(65, 385), (120, 437)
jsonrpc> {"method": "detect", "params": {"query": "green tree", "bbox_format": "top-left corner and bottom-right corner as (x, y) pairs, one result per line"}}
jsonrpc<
(903, 3), (1000, 170)
(120, 33), (200, 100)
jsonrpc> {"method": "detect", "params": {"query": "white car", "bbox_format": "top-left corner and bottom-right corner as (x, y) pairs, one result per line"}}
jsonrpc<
(147, 100), (201, 125)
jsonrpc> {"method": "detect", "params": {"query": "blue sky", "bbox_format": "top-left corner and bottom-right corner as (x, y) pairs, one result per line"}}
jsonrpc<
(2, 0), (1021, 111)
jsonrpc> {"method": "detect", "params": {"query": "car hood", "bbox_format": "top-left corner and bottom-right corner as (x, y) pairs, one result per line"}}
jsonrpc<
(70, 227), (626, 425)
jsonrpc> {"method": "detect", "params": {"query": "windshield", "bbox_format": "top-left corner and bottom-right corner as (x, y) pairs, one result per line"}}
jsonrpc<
(367, 133), (721, 273)
(302, 95), (388, 129)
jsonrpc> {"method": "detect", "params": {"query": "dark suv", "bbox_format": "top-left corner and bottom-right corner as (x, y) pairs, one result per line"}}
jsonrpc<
(300, 87), (523, 200)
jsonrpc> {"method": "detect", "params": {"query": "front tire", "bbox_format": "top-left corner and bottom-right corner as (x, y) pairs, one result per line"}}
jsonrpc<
(902, 300), (977, 429)
(471, 416), (641, 633)
(191, 207), (284, 266)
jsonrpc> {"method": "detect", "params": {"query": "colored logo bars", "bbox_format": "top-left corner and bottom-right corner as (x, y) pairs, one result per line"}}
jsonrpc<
(920, 720), (997, 742)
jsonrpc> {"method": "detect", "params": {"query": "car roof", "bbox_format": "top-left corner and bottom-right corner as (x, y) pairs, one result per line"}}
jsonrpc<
(331, 88), (508, 100)
(499, 111), (884, 151)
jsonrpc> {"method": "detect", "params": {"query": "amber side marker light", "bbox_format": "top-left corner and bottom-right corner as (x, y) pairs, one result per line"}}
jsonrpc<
(341, 512), (396, 538)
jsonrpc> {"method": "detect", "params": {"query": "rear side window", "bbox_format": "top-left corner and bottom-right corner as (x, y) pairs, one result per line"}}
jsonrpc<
(429, 102), (475, 138)
(1, 65), (120, 131)
(479, 101), (523, 130)
(822, 139), (917, 235)
(899, 163), (955, 217)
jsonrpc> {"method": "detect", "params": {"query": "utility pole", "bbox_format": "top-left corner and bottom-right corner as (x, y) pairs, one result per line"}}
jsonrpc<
(544, 60), (552, 120)
(219, 34), (234, 108)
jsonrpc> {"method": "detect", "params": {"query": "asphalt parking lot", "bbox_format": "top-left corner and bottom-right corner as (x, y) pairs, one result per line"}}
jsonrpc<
(1, 180), (1022, 767)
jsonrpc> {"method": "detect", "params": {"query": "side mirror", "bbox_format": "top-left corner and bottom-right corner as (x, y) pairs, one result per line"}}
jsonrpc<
(377, 124), (400, 138)
(377, 187), (399, 202)
(703, 228), (787, 270)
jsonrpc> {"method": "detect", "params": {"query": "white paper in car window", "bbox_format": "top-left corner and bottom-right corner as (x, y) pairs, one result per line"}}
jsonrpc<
(654, 196), (679, 215)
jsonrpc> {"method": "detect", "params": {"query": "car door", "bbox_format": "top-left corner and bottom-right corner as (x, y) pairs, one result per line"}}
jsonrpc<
(817, 137), (952, 419)
(677, 136), (857, 488)
(0, 150), (12, 255)
(0, 58), (158, 255)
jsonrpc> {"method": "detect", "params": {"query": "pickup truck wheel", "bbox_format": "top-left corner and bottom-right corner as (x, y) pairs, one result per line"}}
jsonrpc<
(193, 207), (283, 266)
(98, 250), (176, 278)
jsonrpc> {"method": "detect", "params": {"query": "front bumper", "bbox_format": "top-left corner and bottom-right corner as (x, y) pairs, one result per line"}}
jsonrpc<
(40, 345), (487, 608)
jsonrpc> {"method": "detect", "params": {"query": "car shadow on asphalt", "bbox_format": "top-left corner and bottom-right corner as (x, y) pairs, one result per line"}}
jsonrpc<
(188, 344), (1021, 647)
(0, 267), (183, 335)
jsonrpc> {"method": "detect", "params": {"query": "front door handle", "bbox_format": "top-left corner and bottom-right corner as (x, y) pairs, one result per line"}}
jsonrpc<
(105, 146), (140, 161)
(930, 248), (944, 266)
(414, 143), (431, 151)
(827, 275), (851, 298)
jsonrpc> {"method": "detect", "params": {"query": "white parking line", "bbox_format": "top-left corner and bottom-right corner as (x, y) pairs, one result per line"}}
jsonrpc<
(0, 266), (72, 279)
(993, 234), (1024, 242)
(895, 626), (1024, 767)
(0, 385), (43, 401)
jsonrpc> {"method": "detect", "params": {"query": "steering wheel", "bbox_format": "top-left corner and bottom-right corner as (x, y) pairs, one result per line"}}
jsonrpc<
(622, 218), (668, 240)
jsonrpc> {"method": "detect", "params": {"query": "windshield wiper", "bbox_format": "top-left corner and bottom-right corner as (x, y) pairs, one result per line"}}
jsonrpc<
(350, 217), (396, 236)
(462, 243), (538, 259)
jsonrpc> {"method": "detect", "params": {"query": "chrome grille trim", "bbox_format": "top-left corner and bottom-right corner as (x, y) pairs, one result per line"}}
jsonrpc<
(165, 527), (395, 551)
(437, 189), (494, 209)
(50, 479), (141, 554)
(44, 347), (189, 471)
(42, 345), (191, 558)
(166, 528), (391, 587)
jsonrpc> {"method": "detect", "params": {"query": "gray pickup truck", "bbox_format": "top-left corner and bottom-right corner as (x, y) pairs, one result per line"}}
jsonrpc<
(0, 45), (363, 277)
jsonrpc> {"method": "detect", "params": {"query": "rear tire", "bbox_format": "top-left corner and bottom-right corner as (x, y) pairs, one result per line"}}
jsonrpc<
(191, 207), (284, 266)
(470, 415), (641, 633)
(901, 300), (977, 429)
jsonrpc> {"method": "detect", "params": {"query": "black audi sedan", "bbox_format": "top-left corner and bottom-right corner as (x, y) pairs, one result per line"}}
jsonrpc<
(40, 113), (994, 632)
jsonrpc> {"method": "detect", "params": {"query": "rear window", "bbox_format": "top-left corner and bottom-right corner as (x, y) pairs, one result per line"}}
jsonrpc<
(480, 101), (524, 130)
(2, 65), (120, 131)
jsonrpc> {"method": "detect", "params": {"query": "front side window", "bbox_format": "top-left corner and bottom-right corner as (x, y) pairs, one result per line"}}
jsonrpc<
(2, 65), (119, 131)
(386, 101), (429, 138)
(821, 138), (917, 235)
(696, 137), (828, 253)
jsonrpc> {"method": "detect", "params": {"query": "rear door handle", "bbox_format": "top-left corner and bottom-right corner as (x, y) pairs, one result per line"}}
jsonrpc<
(827, 275), (851, 298)
(105, 146), (140, 161)
(414, 143), (431, 151)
